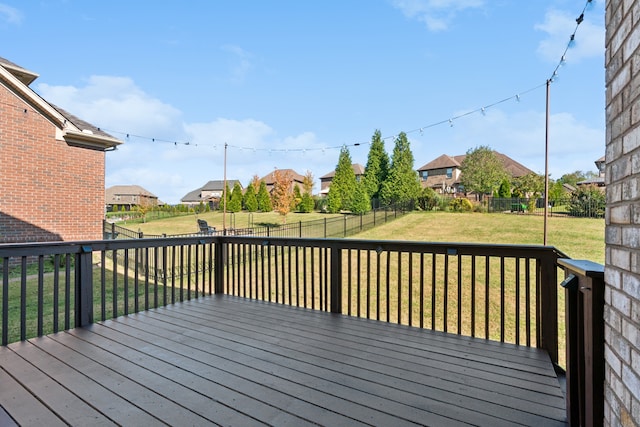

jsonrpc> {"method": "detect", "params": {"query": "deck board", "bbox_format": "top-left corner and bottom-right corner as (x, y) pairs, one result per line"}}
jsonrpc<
(0, 295), (567, 426)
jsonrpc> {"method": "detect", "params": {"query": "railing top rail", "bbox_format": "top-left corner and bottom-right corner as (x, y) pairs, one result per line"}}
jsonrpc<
(1, 235), (568, 261)
(557, 258), (604, 277)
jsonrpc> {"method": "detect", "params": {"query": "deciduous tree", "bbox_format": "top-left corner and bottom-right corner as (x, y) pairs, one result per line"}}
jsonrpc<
(271, 169), (295, 223)
(303, 170), (315, 195)
(460, 146), (508, 200)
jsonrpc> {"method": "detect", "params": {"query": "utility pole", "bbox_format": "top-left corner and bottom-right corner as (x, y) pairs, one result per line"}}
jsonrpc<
(223, 142), (227, 234)
(544, 79), (550, 246)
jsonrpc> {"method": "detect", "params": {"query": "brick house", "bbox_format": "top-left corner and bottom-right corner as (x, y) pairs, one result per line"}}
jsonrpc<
(417, 152), (534, 195)
(181, 180), (243, 210)
(603, 2), (640, 425)
(0, 57), (122, 243)
(260, 169), (305, 193)
(105, 185), (158, 212)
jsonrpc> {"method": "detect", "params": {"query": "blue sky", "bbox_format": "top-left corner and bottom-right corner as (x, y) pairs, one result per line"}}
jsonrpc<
(1, 0), (605, 203)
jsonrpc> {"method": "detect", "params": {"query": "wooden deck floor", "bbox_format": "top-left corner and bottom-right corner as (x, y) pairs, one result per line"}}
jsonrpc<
(0, 295), (566, 426)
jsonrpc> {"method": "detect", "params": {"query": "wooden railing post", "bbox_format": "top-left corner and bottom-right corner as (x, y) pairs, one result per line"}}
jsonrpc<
(75, 245), (94, 327)
(214, 239), (226, 294)
(558, 259), (605, 427)
(330, 245), (342, 314)
(538, 253), (559, 364)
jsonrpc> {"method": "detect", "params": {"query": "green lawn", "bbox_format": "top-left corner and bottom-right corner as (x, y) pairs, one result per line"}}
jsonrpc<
(126, 211), (343, 236)
(128, 210), (605, 264)
(354, 211), (605, 264)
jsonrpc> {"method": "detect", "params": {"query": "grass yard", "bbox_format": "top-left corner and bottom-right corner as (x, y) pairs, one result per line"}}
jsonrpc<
(125, 211), (343, 236)
(354, 211), (605, 264)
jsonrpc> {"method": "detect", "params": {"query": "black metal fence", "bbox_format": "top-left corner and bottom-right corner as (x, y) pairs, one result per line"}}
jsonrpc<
(488, 197), (605, 218)
(104, 205), (408, 240)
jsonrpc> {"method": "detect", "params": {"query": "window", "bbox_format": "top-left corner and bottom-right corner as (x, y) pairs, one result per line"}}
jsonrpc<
(446, 168), (452, 179)
(421, 171), (428, 180)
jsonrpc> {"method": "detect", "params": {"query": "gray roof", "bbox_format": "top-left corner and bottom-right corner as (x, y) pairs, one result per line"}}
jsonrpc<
(0, 56), (39, 85)
(181, 180), (242, 203)
(320, 163), (365, 180)
(106, 185), (157, 203)
(53, 105), (116, 139)
(418, 152), (534, 178)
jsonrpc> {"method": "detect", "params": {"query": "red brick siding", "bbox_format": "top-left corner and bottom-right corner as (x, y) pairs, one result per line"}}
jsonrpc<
(0, 82), (105, 243)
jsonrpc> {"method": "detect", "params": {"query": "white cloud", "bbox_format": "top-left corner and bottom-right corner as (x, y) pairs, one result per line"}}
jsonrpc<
(38, 76), (182, 138)
(535, 8), (605, 64)
(37, 76), (339, 203)
(0, 4), (22, 25)
(391, 0), (484, 31)
(221, 45), (253, 84)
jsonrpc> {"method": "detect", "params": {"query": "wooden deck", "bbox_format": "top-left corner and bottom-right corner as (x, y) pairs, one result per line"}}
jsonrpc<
(0, 295), (566, 426)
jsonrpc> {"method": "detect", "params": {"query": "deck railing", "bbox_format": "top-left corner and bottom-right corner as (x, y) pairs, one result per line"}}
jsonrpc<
(0, 235), (567, 364)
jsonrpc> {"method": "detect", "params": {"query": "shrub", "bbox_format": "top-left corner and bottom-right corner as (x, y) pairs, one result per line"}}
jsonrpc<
(568, 185), (605, 218)
(417, 187), (439, 211)
(449, 198), (473, 212)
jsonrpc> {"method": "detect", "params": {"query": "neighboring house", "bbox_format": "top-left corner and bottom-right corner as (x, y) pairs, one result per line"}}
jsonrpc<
(106, 185), (158, 211)
(319, 163), (365, 195)
(416, 152), (534, 195)
(0, 57), (122, 243)
(181, 180), (243, 210)
(260, 169), (305, 193)
(576, 156), (606, 188)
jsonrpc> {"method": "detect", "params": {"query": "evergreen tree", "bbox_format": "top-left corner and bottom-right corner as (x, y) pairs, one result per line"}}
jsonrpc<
(256, 180), (272, 212)
(327, 146), (357, 213)
(293, 185), (303, 212)
(498, 179), (511, 198)
(243, 182), (258, 212)
(302, 170), (315, 195)
(299, 192), (315, 213)
(363, 129), (389, 200)
(379, 132), (420, 207)
(228, 182), (243, 212)
(350, 180), (371, 214)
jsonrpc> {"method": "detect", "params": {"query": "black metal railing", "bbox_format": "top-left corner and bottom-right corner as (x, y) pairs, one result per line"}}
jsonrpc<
(1, 235), (566, 366)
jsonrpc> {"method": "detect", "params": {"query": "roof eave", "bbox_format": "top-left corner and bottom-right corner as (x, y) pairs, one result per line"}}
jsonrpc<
(63, 130), (122, 151)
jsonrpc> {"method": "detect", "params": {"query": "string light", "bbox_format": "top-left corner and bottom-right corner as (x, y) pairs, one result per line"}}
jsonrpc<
(0, 0), (594, 157)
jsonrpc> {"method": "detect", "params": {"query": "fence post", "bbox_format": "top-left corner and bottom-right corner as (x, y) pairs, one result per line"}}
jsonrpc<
(299, 221), (302, 238)
(324, 218), (327, 238)
(343, 215), (347, 237)
(558, 259), (605, 427)
(214, 239), (226, 294)
(75, 245), (94, 327)
(538, 252), (559, 365)
(330, 245), (342, 313)
(360, 213), (363, 231)
(373, 209), (376, 227)
(111, 222), (116, 239)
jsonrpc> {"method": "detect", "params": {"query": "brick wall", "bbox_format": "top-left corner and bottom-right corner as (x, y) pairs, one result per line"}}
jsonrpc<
(0, 82), (105, 243)
(605, 1), (640, 425)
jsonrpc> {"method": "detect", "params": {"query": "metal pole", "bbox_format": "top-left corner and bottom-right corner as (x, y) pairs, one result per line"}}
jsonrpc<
(544, 80), (550, 246)
(223, 142), (227, 234)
